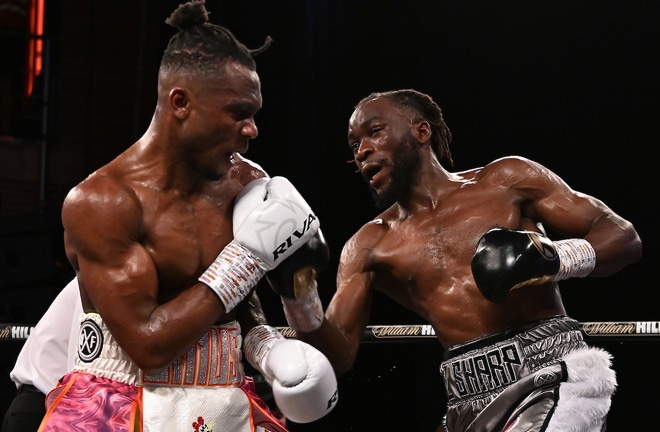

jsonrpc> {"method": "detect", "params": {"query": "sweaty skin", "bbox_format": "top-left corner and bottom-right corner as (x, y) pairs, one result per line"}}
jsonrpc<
(299, 96), (642, 375)
(62, 62), (270, 374)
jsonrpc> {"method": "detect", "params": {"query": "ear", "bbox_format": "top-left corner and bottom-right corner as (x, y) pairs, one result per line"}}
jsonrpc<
(169, 87), (190, 120)
(414, 120), (432, 144)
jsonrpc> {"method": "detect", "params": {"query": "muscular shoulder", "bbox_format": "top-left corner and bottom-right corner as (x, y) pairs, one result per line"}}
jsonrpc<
(473, 156), (562, 196)
(64, 167), (140, 212)
(477, 156), (544, 180)
(62, 169), (142, 250)
(340, 218), (388, 265)
(65, 169), (138, 211)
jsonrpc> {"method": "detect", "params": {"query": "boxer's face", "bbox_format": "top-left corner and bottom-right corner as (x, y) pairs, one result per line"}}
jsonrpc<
(348, 97), (421, 209)
(178, 62), (262, 179)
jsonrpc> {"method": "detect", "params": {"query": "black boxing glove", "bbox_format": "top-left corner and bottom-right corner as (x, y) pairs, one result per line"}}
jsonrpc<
(266, 229), (330, 332)
(471, 228), (559, 302)
(471, 228), (596, 302)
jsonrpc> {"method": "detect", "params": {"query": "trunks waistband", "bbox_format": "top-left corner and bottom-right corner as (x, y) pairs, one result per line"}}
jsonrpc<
(446, 315), (577, 358)
(74, 313), (245, 387)
(440, 316), (585, 403)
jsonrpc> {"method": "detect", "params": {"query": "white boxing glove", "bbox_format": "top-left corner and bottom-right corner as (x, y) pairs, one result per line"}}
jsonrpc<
(233, 176), (320, 269)
(199, 177), (320, 312)
(244, 325), (338, 424)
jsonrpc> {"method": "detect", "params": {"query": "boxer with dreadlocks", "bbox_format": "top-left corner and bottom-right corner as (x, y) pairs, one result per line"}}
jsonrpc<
(267, 89), (642, 431)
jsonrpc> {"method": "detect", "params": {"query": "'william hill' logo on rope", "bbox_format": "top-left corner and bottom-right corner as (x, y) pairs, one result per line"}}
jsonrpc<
(581, 321), (660, 336)
(370, 325), (436, 338)
(0, 325), (34, 340)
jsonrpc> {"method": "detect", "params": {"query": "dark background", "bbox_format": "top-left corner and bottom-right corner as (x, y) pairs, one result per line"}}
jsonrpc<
(1, 1), (658, 430)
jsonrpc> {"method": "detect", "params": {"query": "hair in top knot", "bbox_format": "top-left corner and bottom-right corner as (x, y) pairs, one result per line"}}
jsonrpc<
(165, 0), (209, 31)
(160, 0), (272, 77)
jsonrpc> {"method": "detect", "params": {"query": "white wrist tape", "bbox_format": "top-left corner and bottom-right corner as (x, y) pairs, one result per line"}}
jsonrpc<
(555, 238), (596, 280)
(199, 241), (267, 312)
(281, 281), (324, 333)
(244, 325), (284, 382)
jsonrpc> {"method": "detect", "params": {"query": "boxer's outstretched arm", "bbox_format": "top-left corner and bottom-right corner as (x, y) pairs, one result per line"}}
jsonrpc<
(296, 228), (377, 376)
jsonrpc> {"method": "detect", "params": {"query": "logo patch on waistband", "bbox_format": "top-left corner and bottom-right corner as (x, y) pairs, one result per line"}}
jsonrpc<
(78, 319), (104, 363)
(533, 370), (558, 387)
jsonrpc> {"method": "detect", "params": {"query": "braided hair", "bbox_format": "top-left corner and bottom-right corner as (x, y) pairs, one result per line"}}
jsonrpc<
(357, 89), (453, 166)
(161, 0), (272, 76)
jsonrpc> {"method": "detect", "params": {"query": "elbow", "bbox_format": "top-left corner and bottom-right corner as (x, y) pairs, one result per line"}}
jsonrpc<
(135, 357), (172, 375)
(623, 226), (643, 266)
(122, 337), (179, 373)
(631, 238), (643, 265)
(594, 227), (643, 276)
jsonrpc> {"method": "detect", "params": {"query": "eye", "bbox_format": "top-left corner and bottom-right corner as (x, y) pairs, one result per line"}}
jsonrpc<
(350, 141), (360, 153)
(370, 126), (383, 135)
(228, 102), (259, 122)
(233, 110), (255, 122)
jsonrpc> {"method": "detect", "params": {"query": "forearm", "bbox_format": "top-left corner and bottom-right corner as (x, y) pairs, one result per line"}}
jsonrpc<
(106, 283), (226, 373)
(585, 214), (642, 276)
(297, 319), (359, 377)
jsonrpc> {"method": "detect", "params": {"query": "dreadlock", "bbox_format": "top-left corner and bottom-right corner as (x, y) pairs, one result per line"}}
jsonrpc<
(358, 89), (454, 166)
(161, 0), (272, 76)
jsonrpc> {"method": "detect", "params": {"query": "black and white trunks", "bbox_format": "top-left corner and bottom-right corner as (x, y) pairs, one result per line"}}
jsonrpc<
(440, 316), (614, 432)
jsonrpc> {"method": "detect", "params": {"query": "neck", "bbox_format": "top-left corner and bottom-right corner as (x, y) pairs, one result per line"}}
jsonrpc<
(397, 155), (453, 215)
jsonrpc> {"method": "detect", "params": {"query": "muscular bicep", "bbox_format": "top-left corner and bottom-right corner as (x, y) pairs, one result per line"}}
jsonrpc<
(61, 180), (218, 370)
(62, 182), (160, 339)
(528, 185), (611, 238)
(499, 157), (610, 237)
(504, 157), (641, 273)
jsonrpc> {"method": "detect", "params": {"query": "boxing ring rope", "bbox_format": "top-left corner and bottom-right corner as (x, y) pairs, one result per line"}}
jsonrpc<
(279, 322), (660, 343)
(1, 321), (659, 342)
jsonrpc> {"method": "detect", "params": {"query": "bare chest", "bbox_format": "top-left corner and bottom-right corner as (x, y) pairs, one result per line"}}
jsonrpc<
(141, 193), (235, 298)
(375, 221), (471, 288)
(371, 196), (525, 303)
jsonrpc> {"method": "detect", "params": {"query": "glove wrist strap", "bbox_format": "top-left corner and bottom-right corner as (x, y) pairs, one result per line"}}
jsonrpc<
(281, 281), (324, 333)
(555, 239), (596, 280)
(198, 241), (267, 312)
(243, 325), (284, 383)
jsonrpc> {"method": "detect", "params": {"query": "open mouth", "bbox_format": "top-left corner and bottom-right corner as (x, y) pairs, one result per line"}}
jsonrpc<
(361, 163), (382, 184)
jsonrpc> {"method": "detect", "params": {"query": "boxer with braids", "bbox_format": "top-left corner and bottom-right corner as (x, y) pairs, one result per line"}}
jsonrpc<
(37, 2), (336, 431)
(267, 88), (642, 431)
(355, 90), (454, 166)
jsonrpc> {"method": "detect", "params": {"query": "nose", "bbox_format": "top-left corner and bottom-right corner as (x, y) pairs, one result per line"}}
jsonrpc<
(354, 139), (372, 163)
(241, 120), (258, 139)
